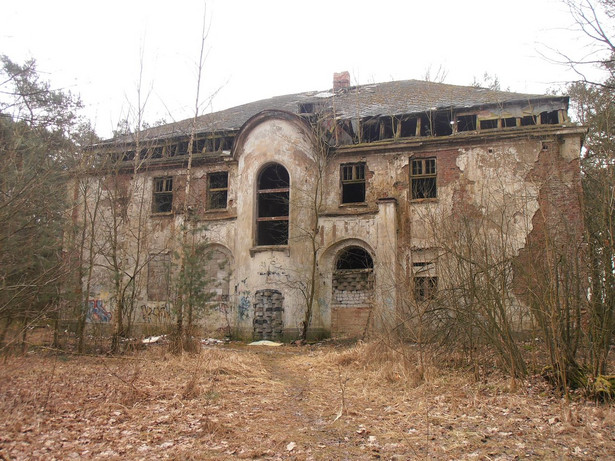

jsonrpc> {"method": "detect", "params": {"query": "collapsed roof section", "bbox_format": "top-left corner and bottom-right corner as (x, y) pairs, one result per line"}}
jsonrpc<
(94, 78), (571, 160)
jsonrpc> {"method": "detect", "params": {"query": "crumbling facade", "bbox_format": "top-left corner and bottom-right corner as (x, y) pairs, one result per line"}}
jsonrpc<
(78, 73), (585, 339)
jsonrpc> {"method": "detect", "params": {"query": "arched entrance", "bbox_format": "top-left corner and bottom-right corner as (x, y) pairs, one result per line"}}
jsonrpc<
(331, 246), (374, 337)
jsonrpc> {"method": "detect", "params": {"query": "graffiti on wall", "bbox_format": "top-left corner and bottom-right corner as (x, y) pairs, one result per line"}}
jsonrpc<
(140, 303), (172, 324)
(88, 299), (112, 323)
(238, 292), (251, 320)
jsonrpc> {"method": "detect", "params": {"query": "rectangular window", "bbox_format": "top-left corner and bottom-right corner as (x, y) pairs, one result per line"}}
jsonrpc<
(147, 253), (170, 301)
(341, 163), (366, 204)
(152, 176), (173, 213)
(208, 172), (228, 210)
(410, 158), (436, 199)
(414, 276), (437, 301)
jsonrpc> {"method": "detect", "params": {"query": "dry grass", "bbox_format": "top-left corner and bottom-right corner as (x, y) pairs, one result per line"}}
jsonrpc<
(1, 342), (615, 460)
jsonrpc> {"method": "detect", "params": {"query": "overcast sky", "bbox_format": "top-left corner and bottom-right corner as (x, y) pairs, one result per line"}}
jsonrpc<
(0, 0), (598, 138)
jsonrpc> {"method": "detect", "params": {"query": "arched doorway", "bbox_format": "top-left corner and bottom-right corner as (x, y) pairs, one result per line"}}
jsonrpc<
(331, 246), (374, 337)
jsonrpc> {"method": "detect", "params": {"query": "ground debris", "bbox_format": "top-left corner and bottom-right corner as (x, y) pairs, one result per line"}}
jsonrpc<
(1, 343), (614, 460)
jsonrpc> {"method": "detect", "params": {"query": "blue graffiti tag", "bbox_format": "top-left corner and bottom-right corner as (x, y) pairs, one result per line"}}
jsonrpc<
(87, 299), (112, 323)
(238, 294), (251, 320)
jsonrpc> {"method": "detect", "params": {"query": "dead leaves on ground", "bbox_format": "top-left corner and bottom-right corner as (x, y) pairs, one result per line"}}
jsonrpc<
(1, 344), (615, 460)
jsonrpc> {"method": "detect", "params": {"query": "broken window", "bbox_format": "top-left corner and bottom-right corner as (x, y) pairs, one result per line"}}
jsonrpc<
(540, 110), (559, 125)
(256, 163), (289, 246)
(502, 117), (517, 128)
(152, 176), (173, 213)
(520, 115), (537, 126)
(410, 158), (437, 199)
(380, 117), (395, 140)
(341, 163), (366, 204)
(333, 246), (374, 306)
(433, 112), (453, 136)
(457, 115), (477, 132)
(298, 103), (314, 114)
(360, 118), (380, 143)
(336, 246), (373, 270)
(147, 253), (170, 301)
(400, 116), (418, 137)
(480, 119), (499, 130)
(207, 172), (228, 210)
(414, 276), (437, 301)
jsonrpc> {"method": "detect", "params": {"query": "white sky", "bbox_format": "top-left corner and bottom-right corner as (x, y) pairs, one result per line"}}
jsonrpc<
(0, 0), (599, 138)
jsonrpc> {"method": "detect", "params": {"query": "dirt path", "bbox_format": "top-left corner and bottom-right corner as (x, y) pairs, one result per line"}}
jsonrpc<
(1, 343), (615, 460)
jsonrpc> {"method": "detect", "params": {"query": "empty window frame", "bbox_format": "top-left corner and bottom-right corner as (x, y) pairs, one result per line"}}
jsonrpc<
(152, 176), (173, 213)
(480, 119), (499, 130)
(256, 163), (290, 246)
(457, 114), (477, 132)
(341, 163), (366, 204)
(208, 171), (228, 210)
(414, 276), (437, 301)
(410, 158), (437, 199)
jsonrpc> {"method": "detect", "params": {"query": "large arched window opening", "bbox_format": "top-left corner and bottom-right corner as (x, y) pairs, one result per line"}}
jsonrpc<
(333, 246), (374, 305)
(257, 163), (290, 246)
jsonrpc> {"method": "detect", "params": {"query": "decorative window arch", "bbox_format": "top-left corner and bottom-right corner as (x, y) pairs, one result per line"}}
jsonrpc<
(256, 163), (289, 246)
(333, 246), (374, 306)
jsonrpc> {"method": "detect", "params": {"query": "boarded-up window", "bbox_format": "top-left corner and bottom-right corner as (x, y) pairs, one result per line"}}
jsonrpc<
(147, 253), (170, 301)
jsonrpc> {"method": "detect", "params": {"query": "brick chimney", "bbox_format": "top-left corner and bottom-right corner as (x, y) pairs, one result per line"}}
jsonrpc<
(333, 71), (350, 91)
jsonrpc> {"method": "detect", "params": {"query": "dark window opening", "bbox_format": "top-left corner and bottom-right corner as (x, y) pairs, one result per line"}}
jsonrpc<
(419, 113), (432, 136)
(414, 276), (437, 301)
(541, 110), (559, 125)
(256, 164), (289, 246)
(361, 118), (380, 143)
(411, 158), (437, 199)
(457, 115), (477, 132)
(400, 117), (417, 137)
(219, 136), (233, 151)
(151, 146), (163, 159)
(177, 141), (189, 155)
(299, 103), (314, 114)
(480, 119), (499, 130)
(381, 117), (395, 140)
(521, 115), (537, 126)
(336, 246), (373, 270)
(433, 112), (453, 136)
(208, 172), (228, 210)
(152, 176), (173, 213)
(341, 163), (366, 204)
(502, 117), (517, 128)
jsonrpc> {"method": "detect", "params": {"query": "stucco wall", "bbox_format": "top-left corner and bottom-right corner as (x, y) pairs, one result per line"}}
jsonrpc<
(78, 114), (583, 339)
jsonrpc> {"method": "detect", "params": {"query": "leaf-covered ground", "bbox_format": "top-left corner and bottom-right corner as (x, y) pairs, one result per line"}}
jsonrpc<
(1, 342), (614, 460)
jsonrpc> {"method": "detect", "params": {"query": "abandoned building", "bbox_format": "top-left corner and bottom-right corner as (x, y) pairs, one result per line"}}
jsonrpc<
(78, 72), (585, 339)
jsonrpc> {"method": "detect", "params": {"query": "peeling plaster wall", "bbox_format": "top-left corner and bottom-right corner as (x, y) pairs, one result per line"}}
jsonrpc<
(78, 117), (584, 339)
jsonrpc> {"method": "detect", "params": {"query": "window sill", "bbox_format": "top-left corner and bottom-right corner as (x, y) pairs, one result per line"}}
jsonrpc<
(204, 208), (228, 214)
(339, 202), (368, 208)
(409, 198), (438, 203)
(249, 245), (290, 257)
(151, 211), (174, 217)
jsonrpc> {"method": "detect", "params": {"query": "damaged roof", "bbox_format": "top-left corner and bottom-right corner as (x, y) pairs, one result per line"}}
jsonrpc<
(102, 79), (567, 144)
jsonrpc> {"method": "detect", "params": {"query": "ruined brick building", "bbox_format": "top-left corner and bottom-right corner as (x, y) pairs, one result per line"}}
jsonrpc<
(80, 72), (584, 339)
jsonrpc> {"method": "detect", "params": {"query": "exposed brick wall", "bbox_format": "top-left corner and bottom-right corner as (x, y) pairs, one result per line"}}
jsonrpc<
(332, 269), (374, 305)
(331, 306), (371, 338)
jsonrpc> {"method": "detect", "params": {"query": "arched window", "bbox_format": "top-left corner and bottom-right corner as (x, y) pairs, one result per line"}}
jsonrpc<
(333, 246), (374, 306)
(336, 246), (373, 270)
(256, 163), (289, 245)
